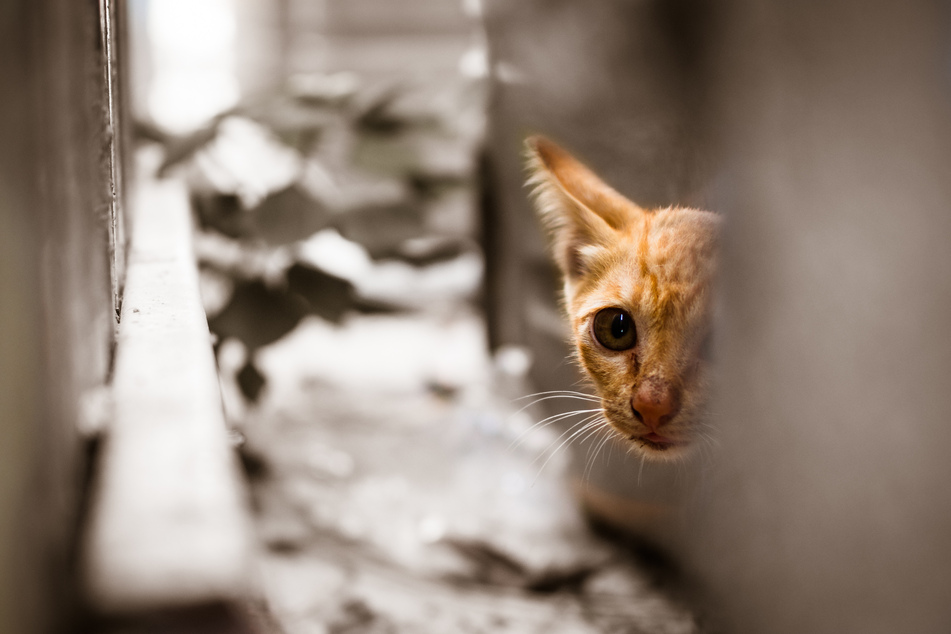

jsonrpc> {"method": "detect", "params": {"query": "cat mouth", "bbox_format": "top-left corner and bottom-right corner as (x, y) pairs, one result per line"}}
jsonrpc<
(631, 432), (687, 451)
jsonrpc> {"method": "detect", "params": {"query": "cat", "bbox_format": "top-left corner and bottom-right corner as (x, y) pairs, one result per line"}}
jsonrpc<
(526, 136), (718, 461)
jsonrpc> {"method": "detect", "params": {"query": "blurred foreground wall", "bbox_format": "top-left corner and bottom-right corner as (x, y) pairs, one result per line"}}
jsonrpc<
(690, 2), (951, 632)
(0, 0), (125, 631)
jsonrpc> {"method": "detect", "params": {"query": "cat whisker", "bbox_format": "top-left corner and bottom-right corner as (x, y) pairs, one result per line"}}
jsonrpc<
(699, 439), (716, 466)
(578, 427), (608, 488)
(698, 432), (720, 466)
(578, 419), (608, 455)
(530, 413), (604, 466)
(516, 389), (599, 401)
(697, 430), (720, 447)
(582, 422), (607, 464)
(678, 454), (690, 484)
(531, 423), (602, 487)
(569, 420), (609, 462)
(691, 425), (721, 450)
(530, 415), (606, 486)
(508, 407), (603, 450)
(511, 392), (600, 415)
(582, 423), (614, 485)
(582, 437), (602, 486)
(513, 392), (601, 416)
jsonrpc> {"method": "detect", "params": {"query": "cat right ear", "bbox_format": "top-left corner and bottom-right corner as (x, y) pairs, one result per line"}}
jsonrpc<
(525, 136), (642, 279)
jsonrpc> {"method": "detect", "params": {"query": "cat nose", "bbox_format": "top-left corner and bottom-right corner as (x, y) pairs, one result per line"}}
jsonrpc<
(631, 379), (680, 431)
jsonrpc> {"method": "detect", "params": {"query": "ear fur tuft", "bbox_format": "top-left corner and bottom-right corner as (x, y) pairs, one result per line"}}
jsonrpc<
(525, 136), (642, 279)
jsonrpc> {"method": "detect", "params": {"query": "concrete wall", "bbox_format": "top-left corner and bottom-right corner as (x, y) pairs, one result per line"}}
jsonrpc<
(0, 0), (124, 631)
(688, 2), (951, 632)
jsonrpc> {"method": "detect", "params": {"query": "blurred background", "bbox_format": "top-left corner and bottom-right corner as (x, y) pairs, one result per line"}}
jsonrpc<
(3, 1), (951, 633)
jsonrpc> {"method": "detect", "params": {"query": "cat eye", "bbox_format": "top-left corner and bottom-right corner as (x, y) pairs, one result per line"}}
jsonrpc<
(592, 307), (637, 351)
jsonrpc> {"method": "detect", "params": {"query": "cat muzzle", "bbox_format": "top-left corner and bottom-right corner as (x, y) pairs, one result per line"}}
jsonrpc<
(630, 378), (681, 433)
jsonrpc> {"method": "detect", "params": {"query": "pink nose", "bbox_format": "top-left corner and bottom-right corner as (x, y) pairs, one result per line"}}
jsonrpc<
(631, 379), (680, 432)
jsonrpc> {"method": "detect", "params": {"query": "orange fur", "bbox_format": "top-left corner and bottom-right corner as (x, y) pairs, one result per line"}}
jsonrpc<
(526, 136), (718, 461)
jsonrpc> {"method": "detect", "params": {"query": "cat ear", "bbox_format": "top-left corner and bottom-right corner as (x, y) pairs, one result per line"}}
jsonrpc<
(525, 136), (643, 279)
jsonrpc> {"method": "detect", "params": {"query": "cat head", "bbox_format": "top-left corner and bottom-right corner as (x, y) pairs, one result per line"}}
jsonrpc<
(526, 136), (718, 461)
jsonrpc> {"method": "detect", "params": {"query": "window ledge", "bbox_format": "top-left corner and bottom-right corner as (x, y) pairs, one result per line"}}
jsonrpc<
(83, 167), (255, 613)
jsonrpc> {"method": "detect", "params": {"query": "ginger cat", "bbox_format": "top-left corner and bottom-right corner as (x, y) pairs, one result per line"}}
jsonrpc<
(526, 137), (718, 461)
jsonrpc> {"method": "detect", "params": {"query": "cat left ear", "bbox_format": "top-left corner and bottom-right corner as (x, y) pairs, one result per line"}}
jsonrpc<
(526, 137), (642, 229)
(526, 136), (643, 279)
